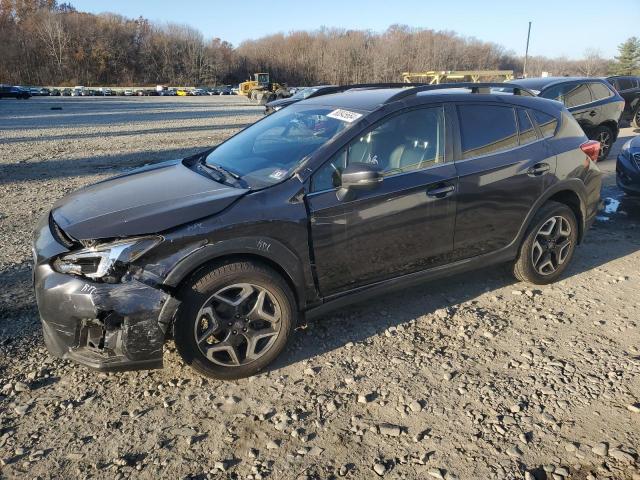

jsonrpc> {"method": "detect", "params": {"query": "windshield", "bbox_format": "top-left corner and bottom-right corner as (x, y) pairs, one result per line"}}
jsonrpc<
(291, 87), (319, 100)
(205, 104), (362, 188)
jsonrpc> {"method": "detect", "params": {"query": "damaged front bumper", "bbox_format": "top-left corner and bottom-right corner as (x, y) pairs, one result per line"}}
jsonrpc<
(33, 217), (171, 372)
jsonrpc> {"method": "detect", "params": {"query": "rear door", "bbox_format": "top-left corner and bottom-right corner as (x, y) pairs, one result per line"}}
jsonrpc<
(452, 103), (554, 259)
(588, 81), (619, 126)
(306, 106), (457, 296)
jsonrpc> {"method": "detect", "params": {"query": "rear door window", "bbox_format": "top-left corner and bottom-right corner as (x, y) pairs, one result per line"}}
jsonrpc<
(531, 110), (558, 138)
(458, 105), (518, 159)
(617, 78), (634, 90)
(517, 109), (538, 145)
(589, 82), (613, 100)
(542, 83), (593, 108)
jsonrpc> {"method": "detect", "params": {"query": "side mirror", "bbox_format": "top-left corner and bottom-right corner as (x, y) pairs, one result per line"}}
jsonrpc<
(336, 162), (383, 201)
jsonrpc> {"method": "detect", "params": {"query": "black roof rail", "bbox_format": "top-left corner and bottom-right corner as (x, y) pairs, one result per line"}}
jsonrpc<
(383, 82), (537, 104)
(308, 82), (429, 98)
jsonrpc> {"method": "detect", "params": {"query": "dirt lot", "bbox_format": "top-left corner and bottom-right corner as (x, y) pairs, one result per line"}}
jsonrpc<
(1, 96), (639, 480)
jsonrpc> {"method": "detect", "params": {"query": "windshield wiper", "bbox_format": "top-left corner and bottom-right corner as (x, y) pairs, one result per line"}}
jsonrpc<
(199, 160), (246, 188)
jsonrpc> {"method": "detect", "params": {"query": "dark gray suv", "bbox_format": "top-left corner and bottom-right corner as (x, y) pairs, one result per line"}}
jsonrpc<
(33, 83), (603, 379)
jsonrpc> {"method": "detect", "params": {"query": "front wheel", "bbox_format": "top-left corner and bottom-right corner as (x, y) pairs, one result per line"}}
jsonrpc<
(174, 260), (296, 379)
(512, 201), (578, 285)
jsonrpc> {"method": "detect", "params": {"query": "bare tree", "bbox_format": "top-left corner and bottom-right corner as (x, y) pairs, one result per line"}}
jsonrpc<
(35, 9), (68, 81)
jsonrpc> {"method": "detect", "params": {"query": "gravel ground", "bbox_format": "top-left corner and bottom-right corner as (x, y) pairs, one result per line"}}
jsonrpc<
(0, 96), (639, 480)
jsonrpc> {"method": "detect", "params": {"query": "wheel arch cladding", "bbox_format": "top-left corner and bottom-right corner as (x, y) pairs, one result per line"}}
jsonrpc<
(545, 190), (585, 242)
(515, 182), (587, 251)
(158, 237), (309, 332)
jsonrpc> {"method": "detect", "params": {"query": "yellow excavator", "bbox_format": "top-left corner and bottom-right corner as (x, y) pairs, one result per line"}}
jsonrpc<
(238, 73), (290, 104)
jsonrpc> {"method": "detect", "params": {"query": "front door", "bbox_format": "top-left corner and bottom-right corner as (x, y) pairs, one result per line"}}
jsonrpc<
(306, 106), (457, 296)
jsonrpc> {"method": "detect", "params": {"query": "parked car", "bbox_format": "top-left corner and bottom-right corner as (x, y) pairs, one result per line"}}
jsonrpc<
(123, 89), (134, 96)
(33, 83), (602, 379)
(617, 136), (640, 196)
(265, 85), (336, 114)
(207, 88), (220, 95)
(511, 77), (624, 161)
(29, 87), (44, 96)
(61, 88), (72, 96)
(176, 89), (189, 96)
(49, 88), (61, 96)
(192, 88), (207, 96)
(0, 85), (31, 99)
(605, 75), (640, 128)
(218, 86), (233, 95)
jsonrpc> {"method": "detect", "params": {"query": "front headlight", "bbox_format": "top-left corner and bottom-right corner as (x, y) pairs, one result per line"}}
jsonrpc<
(52, 236), (161, 281)
(620, 139), (632, 159)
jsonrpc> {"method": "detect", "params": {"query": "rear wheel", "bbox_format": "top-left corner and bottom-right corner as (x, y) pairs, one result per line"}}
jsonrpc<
(592, 125), (613, 161)
(512, 201), (578, 285)
(632, 106), (640, 129)
(174, 260), (296, 379)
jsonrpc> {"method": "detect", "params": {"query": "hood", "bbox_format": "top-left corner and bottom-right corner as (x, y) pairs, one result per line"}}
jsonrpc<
(51, 159), (248, 240)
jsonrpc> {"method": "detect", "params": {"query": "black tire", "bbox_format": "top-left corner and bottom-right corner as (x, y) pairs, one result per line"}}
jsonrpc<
(512, 201), (578, 285)
(174, 260), (296, 380)
(591, 125), (614, 161)
(631, 105), (640, 129)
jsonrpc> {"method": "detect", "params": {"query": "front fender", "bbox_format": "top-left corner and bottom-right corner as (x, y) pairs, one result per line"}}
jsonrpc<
(162, 236), (318, 307)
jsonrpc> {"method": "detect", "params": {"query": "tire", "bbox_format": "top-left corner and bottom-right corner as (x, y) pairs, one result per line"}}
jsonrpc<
(174, 260), (297, 380)
(512, 201), (578, 285)
(632, 105), (640, 129)
(591, 125), (613, 161)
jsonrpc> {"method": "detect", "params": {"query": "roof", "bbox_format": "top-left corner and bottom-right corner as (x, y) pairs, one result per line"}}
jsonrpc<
(301, 88), (408, 111)
(298, 84), (550, 112)
(510, 76), (607, 91)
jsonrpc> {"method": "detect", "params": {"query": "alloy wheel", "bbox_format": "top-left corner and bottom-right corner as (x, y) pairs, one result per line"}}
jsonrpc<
(634, 108), (640, 128)
(531, 216), (573, 275)
(596, 130), (611, 159)
(194, 283), (282, 366)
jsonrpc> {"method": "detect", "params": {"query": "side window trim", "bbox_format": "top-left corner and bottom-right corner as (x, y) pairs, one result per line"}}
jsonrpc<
(530, 108), (561, 139)
(308, 104), (449, 194)
(515, 108), (541, 146)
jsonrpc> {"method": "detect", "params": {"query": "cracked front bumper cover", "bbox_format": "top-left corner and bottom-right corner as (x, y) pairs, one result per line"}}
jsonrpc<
(33, 216), (169, 372)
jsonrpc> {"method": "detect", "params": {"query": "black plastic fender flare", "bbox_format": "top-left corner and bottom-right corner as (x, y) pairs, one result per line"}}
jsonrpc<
(163, 235), (315, 304)
(514, 179), (588, 248)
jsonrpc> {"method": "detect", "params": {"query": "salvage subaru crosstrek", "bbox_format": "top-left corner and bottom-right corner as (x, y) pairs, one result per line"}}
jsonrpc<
(33, 83), (602, 379)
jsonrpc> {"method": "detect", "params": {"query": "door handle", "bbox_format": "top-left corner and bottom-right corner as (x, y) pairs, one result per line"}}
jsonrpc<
(589, 110), (597, 117)
(427, 184), (455, 198)
(527, 163), (550, 176)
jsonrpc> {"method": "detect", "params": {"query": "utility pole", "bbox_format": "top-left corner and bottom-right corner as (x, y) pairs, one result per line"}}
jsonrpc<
(523, 21), (532, 78)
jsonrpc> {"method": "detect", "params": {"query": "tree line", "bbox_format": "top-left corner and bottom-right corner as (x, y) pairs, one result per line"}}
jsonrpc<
(1, 0), (638, 87)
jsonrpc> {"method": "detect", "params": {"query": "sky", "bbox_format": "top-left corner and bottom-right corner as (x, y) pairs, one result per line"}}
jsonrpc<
(71, 0), (640, 59)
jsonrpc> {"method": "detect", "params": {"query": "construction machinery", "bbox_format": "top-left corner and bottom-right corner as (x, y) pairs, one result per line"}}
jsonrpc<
(238, 73), (290, 104)
(402, 70), (514, 84)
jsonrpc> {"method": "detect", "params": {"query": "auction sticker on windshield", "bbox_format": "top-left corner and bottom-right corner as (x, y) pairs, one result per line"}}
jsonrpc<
(327, 109), (363, 123)
(269, 168), (288, 180)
